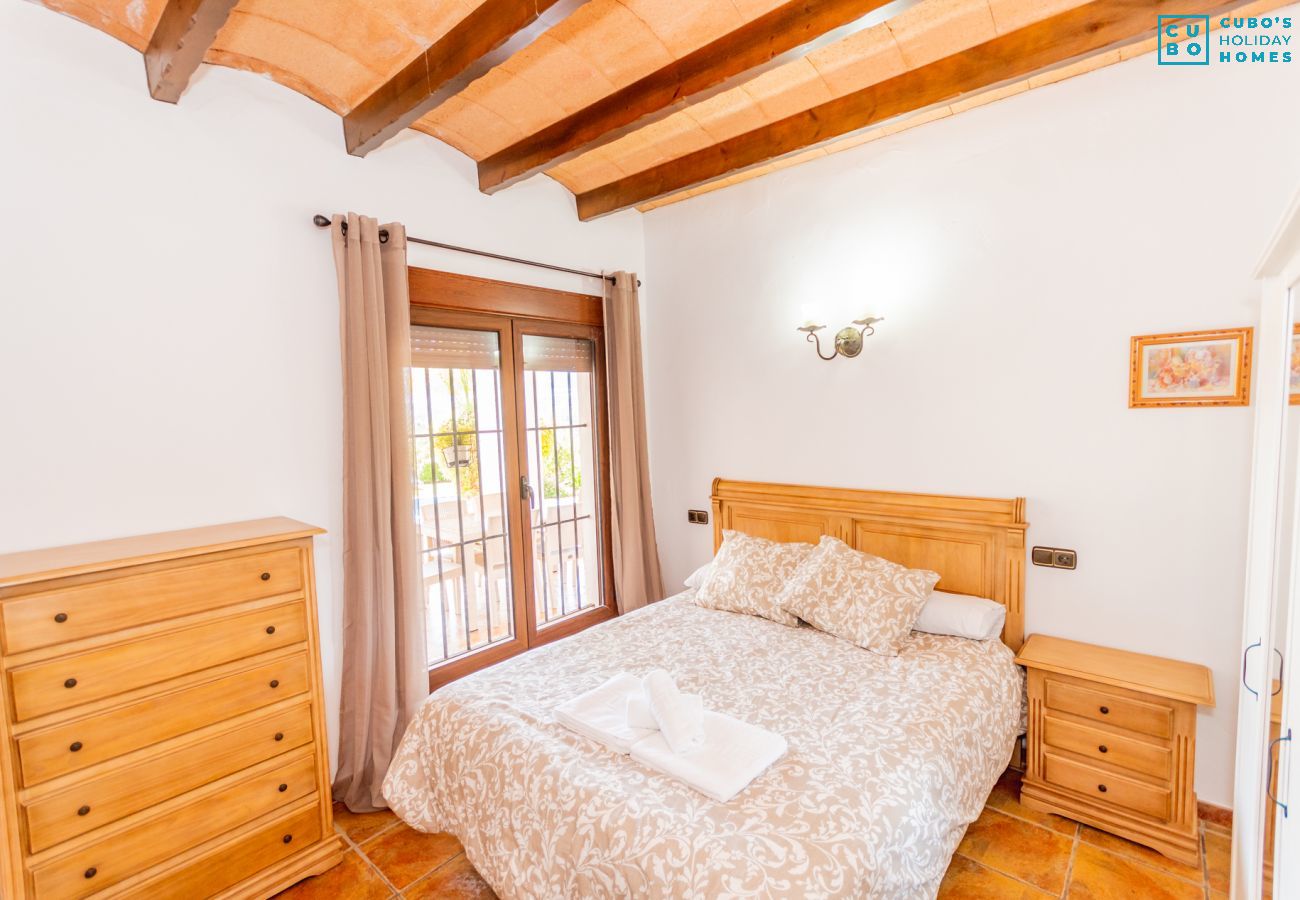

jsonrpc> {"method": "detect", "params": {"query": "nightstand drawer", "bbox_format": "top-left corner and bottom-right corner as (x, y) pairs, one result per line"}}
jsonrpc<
(1044, 678), (1173, 739)
(1044, 752), (1170, 819)
(1043, 715), (1170, 779)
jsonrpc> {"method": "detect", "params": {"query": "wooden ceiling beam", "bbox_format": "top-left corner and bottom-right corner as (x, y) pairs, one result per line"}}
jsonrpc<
(144, 0), (240, 103)
(477, 0), (905, 194)
(343, 0), (590, 158)
(575, 0), (1254, 220)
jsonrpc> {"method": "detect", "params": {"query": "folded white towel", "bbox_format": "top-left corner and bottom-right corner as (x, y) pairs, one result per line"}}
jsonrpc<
(643, 669), (705, 754)
(630, 711), (788, 803)
(554, 673), (657, 754)
(627, 691), (703, 732)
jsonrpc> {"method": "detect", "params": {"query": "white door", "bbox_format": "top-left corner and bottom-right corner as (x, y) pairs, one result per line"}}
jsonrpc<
(1234, 190), (1300, 900)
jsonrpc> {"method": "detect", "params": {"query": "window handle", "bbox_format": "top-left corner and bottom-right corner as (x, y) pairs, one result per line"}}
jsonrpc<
(520, 476), (536, 508)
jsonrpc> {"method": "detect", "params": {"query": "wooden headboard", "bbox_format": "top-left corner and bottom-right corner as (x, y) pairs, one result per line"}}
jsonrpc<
(711, 478), (1029, 650)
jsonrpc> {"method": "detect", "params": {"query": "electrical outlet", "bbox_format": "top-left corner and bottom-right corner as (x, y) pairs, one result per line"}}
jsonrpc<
(687, 510), (709, 525)
(1032, 546), (1077, 570)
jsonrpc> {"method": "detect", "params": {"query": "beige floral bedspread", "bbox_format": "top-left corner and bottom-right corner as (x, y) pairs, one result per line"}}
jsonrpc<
(383, 594), (1024, 899)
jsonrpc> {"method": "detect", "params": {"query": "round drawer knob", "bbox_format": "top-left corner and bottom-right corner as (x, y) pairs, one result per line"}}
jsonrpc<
(54, 613), (68, 624)
(1098, 745), (1109, 754)
(270, 679), (280, 689)
(64, 678), (77, 689)
(274, 732), (284, 742)
(266, 626), (276, 635)
(278, 783), (288, 793)
(69, 741), (83, 753)
(261, 572), (271, 581)
(282, 834), (293, 844)
(78, 805), (91, 817)
(84, 868), (97, 879)
(1099, 706), (1109, 715)
(1097, 784), (1108, 793)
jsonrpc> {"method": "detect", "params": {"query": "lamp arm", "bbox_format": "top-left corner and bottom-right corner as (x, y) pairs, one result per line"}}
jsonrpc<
(806, 330), (838, 361)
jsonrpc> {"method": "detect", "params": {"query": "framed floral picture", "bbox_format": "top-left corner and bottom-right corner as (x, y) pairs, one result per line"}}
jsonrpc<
(1129, 327), (1253, 408)
(1290, 323), (1300, 405)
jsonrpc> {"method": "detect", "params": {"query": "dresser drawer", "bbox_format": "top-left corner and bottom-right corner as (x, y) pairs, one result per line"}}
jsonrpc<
(24, 701), (315, 853)
(1043, 752), (1170, 820)
(9, 601), (306, 722)
(1044, 678), (1174, 739)
(1, 548), (302, 654)
(29, 752), (317, 899)
(112, 803), (323, 900)
(17, 653), (309, 787)
(1043, 715), (1171, 780)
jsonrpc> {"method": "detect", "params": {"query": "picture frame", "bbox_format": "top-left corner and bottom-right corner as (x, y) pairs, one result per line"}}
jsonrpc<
(1129, 327), (1253, 408)
(1290, 323), (1300, 405)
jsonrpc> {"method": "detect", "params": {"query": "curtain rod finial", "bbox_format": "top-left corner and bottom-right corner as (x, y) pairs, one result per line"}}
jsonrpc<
(312, 214), (331, 227)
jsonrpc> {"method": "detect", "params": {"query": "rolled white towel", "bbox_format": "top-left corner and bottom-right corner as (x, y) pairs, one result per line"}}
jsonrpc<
(643, 669), (705, 754)
(628, 691), (702, 732)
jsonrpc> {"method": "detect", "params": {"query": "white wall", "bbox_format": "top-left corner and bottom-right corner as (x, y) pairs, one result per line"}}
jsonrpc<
(642, 37), (1300, 807)
(0, 3), (644, 768)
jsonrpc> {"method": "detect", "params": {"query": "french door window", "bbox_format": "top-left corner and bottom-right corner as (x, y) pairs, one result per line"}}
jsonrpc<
(408, 306), (615, 688)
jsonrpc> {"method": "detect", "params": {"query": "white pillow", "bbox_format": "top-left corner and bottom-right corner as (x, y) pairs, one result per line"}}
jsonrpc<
(684, 562), (713, 590)
(912, 591), (1006, 641)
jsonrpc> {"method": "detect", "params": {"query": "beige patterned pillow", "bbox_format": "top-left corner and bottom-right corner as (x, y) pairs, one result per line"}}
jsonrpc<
(779, 536), (940, 655)
(693, 530), (811, 627)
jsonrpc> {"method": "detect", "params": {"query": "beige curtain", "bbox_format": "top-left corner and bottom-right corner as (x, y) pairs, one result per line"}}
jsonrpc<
(330, 213), (427, 812)
(603, 272), (665, 613)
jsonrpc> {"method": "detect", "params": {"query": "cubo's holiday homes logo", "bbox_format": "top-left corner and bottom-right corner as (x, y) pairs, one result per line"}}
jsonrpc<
(1158, 15), (1209, 64)
(1158, 14), (1293, 65)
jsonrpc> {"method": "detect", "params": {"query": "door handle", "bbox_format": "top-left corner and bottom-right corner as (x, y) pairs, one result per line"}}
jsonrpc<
(520, 476), (536, 508)
(1272, 648), (1284, 696)
(1244, 640), (1263, 698)
(1267, 728), (1291, 818)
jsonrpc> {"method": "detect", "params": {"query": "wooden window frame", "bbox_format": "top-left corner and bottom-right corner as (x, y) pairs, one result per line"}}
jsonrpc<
(410, 268), (616, 692)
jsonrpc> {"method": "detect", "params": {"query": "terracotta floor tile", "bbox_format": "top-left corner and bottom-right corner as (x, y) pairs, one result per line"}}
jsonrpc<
(274, 850), (394, 900)
(985, 769), (1079, 836)
(363, 824), (463, 890)
(1202, 819), (1232, 837)
(938, 854), (1054, 898)
(333, 802), (400, 845)
(956, 808), (1073, 894)
(1067, 844), (1204, 900)
(1077, 825), (1201, 882)
(1203, 828), (1230, 894)
(403, 854), (498, 899)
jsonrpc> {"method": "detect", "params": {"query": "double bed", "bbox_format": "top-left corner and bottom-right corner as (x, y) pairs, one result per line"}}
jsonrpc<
(384, 479), (1030, 899)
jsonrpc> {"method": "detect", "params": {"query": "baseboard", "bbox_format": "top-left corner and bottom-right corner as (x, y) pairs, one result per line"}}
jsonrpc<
(1197, 799), (1233, 832)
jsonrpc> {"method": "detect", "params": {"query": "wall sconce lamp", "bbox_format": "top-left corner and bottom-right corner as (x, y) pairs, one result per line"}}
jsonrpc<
(797, 316), (884, 361)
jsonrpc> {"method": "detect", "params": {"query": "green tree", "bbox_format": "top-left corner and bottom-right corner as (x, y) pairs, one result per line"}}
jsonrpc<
(538, 428), (580, 499)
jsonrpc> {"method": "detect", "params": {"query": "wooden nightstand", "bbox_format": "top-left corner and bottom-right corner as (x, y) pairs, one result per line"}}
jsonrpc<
(1015, 634), (1215, 866)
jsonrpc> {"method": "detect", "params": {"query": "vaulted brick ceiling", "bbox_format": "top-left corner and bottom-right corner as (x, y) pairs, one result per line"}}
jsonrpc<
(36, 0), (1288, 219)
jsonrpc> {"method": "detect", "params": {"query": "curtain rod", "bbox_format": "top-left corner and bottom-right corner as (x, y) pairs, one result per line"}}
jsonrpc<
(312, 215), (638, 286)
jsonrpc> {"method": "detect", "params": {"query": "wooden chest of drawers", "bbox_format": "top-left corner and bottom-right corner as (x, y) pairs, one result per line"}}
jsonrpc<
(1016, 634), (1215, 867)
(0, 519), (343, 898)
